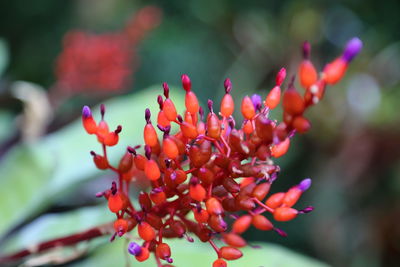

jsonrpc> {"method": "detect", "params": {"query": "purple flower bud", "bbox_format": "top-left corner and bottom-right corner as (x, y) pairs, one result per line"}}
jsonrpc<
(302, 41), (311, 59)
(207, 99), (214, 112)
(127, 146), (137, 155)
(100, 104), (106, 118)
(342, 37), (362, 63)
(251, 94), (262, 111)
(82, 106), (92, 118)
(114, 125), (122, 134)
(274, 227), (288, 237)
(152, 187), (163, 194)
(224, 78), (232, 93)
(163, 82), (169, 98)
(177, 114), (183, 123)
(157, 95), (163, 108)
(128, 242), (142, 256)
(199, 106), (204, 120)
(145, 108), (151, 123)
(145, 145), (152, 160)
(299, 206), (314, 214)
(298, 178), (312, 191)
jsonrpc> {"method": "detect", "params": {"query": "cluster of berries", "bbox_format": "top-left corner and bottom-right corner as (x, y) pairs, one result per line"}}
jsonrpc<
(55, 6), (161, 94)
(82, 38), (362, 266)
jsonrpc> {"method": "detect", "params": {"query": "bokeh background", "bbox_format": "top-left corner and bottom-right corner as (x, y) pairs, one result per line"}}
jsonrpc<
(0, 0), (399, 266)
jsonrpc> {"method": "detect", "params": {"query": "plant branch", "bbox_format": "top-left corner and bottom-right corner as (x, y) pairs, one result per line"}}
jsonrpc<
(0, 222), (113, 265)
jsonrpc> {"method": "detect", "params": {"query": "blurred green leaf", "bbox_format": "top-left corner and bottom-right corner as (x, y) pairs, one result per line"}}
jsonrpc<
(0, 88), (185, 238)
(0, 110), (14, 144)
(75, 238), (329, 267)
(0, 38), (9, 76)
(2, 203), (327, 267)
(1, 205), (113, 254)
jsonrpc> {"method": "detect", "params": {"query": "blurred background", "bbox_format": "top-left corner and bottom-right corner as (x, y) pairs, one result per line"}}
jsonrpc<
(0, 0), (399, 266)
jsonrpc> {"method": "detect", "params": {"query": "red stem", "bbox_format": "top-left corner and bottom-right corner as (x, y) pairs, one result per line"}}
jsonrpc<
(0, 223), (112, 264)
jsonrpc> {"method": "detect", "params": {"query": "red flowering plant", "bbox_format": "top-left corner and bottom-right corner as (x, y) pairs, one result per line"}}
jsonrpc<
(80, 38), (362, 266)
(51, 6), (162, 102)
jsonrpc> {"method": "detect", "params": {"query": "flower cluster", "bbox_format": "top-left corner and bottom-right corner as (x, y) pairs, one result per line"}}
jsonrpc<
(82, 38), (362, 266)
(55, 6), (162, 94)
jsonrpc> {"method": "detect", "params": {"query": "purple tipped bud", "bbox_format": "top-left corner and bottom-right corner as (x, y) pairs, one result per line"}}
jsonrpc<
(95, 191), (104, 198)
(342, 37), (362, 63)
(145, 145), (152, 159)
(100, 104), (106, 118)
(170, 171), (177, 181)
(276, 68), (286, 86)
(128, 242), (142, 256)
(299, 206), (314, 214)
(274, 227), (288, 237)
(110, 181), (117, 195)
(224, 78), (232, 93)
(177, 114), (183, 123)
(190, 177), (200, 185)
(82, 106), (92, 118)
(298, 178), (312, 191)
(127, 146), (137, 155)
(228, 117), (235, 129)
(251, 94), (262, 111)
(164, 125), (171, 136)
(157, 124), (166, 132)
(114, 125), (122, 134)
(199, 106), (204, 120)
(288, 75), (296, 89)
(163, 82), (170, 98)
(207, 99), (214, 112)
(185, 234), (194, 242)
(90, 151), (96, 156)
(181, 74), (191, 91)
(145, 108), (151, 123)
(302, 41), (311, 59)
(152, 187), (163, 194)
(157, 95), (163, 109)
(166, 258), (173, 263)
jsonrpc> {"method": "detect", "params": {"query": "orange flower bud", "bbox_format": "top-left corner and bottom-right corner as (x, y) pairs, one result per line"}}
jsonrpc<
(273, 207), (298, 221)
(232, 215), (252, 234)
(222, 233), (247, 248)
(220, 246), (243, 260)
(213, 258), (227, 267)
(323, 57), (347, 85)
(138, 222), (156, 241)
(252, 214), (273, 231)
(271, 137), (290, 158)
(144, 159), (161, 181)
(206, 197), (224, 215)
(265, 192), (285, 209)
(241, 95), (256, 120)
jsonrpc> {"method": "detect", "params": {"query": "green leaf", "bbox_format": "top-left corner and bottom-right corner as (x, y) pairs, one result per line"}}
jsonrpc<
(0, 110), (14, 143)
(0, 38), (9, 77)
(0, 88), (185, 238)
(1, 205), (113, 254)
(2, 205), (327, 267)
(75, 238), (329, 267)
